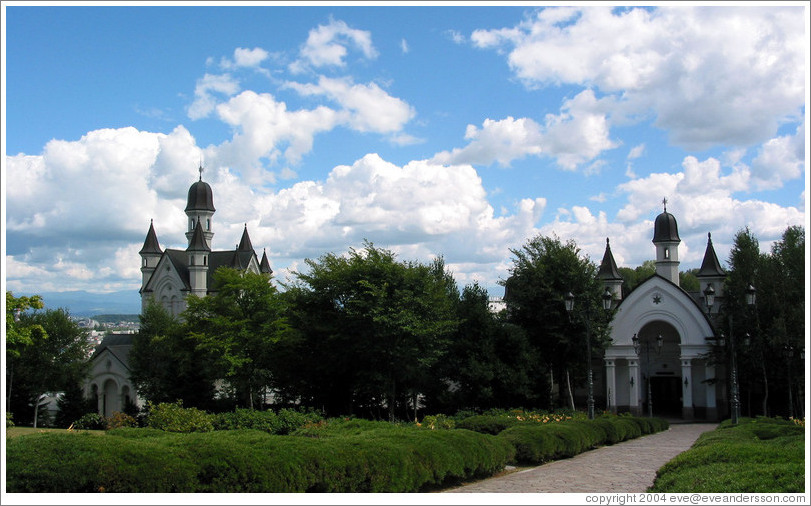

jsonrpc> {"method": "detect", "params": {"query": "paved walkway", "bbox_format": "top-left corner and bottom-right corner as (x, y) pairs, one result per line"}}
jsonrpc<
(445, 423), (717, 493)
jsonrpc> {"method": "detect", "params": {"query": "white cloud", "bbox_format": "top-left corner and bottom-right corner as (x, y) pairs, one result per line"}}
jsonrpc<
(233, 47), (269, 67)
(750, 123), (805, 190)
(291, 18), (377, 72)
(473, 6), (806, 150)
(431, 116), (543, 167)
(187, 73), (240, 120)
(286, 76), (415, 134)
(400, 39), (409, 54)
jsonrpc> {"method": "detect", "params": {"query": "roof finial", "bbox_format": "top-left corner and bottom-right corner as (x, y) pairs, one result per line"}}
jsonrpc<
(662, 197), (668, 212)
(198, 163), (204, 182)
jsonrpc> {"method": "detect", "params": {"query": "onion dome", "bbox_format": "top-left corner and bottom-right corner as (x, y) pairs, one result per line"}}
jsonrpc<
(185, 167), (215, 212)
(652, 198), (680, 243)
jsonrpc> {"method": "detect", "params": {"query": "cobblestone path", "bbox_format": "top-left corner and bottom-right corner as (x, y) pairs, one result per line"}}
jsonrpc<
(444, 423), (717, 493)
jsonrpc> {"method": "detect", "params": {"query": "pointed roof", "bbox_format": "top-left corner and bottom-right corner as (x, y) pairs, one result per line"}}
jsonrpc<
(697, 232), (725, 278)
(597, 238), (623, 281)
(229, 246), (244, 269)
(186, 219), (211, 252)
(652, 197), (681, 243)
(238, 224), (254, 252)
(139, 220), (162, 255)
(259, 248), (273, 275)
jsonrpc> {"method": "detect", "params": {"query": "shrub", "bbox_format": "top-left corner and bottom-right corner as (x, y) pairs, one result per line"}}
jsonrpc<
(6, 423), (515, 492)
(456, 415), (520, 435)
(651, 417), (803, 493)
(7, 412), (15, 428)
(106, 411), (137, 430)
(145, 401), (214, 433)
(72, 413), (107, 430)
(420, 414), (455, 430)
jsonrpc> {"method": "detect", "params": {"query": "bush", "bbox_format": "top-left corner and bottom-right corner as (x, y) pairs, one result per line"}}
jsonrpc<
(7, 412), (15, 428)
(420, 414), (455, 430)
(72, 413), (107, 430)
(6, 424), (515, 492)
(456, 415), (520, 435)
(212, 407), (322, 435)
(145, 401), (214, 433)
(651, 417), (803, 493)
(106, 411), (137, 429)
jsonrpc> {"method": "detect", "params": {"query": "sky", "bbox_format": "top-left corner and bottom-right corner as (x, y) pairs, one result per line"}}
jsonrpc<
(2, 2), (808, 304)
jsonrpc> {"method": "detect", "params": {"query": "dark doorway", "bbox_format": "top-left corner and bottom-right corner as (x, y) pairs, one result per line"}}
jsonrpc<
(650, 376), (682, 416)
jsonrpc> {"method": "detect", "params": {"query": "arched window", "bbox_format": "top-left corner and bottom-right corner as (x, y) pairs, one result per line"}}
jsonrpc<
(207, 219), (211, 231)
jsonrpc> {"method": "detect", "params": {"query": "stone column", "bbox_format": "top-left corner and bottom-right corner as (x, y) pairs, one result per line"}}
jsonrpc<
(705, 363), (718, 421)
(628, 359), (640, 416)
(605, 359), (617, 413)
(681, 358), (694, 420)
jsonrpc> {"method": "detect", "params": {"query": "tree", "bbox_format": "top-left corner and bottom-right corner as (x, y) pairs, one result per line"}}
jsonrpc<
(280, 243), (459, 420)
(426, 282), (534, 413)
(183, 267), (288, 410)
(8, 306), (91, 427)
(502, 234), (612, 410)
(129, 300), (218, 409)
(6, 292), (47, 413)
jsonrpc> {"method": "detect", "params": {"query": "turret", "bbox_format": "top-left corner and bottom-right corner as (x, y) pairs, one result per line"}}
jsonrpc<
(652, 198), (680, 285)
(259, 248), (273, 280)
(187, 218), (210, 297)
(696, 232), (726, 304)
(597, 238), (623, 303)
(185, 166), (215, 249)
(139, 220), (162, 291)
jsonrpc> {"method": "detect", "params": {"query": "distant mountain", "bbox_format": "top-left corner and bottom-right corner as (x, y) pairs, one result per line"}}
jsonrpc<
(20, 290), (141, 317)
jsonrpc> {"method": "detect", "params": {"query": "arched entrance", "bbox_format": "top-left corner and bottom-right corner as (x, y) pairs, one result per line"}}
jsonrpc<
(636, 321), (682, 417)
(102, 378), (119, 417)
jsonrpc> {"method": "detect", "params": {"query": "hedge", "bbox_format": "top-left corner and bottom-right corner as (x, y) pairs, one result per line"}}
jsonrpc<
(498, 415), (669, 465)
(5, 425), (515, 492)
(650, 417), (804, 493)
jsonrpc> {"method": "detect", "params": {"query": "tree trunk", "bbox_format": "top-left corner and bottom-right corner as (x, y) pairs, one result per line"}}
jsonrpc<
(565, 368), (575, 410)
(33, 395), (40, 429)
(6, 360), (13, 412)
(548, 366), (554, 410)
(761, 361), (769, 416)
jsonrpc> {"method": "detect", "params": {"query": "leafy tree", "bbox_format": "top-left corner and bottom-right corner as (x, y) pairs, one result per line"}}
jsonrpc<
(183, 267), (288, 409)
(8, 306), (91, 427)
(280, 243), (459, 420)
(502, 234), (612, 410)
(6, 292), (47, 413)
(129, 300), (218, 409)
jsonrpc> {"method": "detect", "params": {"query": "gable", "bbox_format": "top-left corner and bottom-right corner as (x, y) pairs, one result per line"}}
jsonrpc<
(608, 274), (714, 350)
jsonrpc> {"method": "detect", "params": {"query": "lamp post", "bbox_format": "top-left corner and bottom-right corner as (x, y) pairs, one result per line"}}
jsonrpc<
(785, 344), (794, 419)
(564, 288), (613, 420)
(632, 332), (663, 418)
(703, 282), (755, 425)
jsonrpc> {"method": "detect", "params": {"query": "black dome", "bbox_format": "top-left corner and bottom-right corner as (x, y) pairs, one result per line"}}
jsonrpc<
(652, 211), (680, 243)
(185, 180), (215, 212)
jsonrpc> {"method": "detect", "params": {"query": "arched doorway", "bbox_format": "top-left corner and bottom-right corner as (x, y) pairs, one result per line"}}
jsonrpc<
(102, 379), (119, 418)
(636, 321), (682, 417)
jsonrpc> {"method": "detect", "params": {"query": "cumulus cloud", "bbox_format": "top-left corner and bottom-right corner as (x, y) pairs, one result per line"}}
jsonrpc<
(430, 90), (617, 170)
(750, 123), (805, 190)
(285, 76), (415, 134)
(291, 18), (377, 73)
(472, 6), (806, 150)
(187, 73), (240, 120)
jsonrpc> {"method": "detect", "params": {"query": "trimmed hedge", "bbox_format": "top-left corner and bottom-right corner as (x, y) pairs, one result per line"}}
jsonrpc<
(6, 425), (514, 492)
(650, 417), (804, 493)
(455, 415), (521, 435)
(498, 415), (669, 465)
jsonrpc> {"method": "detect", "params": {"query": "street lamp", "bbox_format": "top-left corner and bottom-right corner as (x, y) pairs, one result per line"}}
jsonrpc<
(704, 282), (756, 425)
(564, 288), (613, 420)
(632, 333), (663, 418)
(785, 344), (795, 419)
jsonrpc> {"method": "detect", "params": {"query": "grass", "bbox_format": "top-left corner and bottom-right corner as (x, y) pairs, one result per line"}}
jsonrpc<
(650, 417), (805, 493)
(6, 427), (105, 439)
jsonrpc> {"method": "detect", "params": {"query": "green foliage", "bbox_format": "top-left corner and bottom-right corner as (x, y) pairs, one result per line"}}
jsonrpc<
(72, 413), (107, 430)
(456, 415), (520, 435)
(183, 268), (288, 409)
(5, 291), (46, 357)
(212, 407), (323, 435)
(651, 417), (804, 493)
(498, 415), (667, 465)
(6, 423), (514, 492)
(7, 411), (15, 428)
(145, 401), (214, 433)
(419, 413), (455, 430)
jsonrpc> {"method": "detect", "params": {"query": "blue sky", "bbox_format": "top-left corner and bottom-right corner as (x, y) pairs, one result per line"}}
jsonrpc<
(3, 3), (808, 302)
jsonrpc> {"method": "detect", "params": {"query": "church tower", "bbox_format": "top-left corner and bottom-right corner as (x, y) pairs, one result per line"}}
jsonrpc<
(187, 218), (210, 297)
(185, 166), (215, 248)
(652, 198), (680, 285)
(696, 232), (726, 304)
(597, 238), (624, 302)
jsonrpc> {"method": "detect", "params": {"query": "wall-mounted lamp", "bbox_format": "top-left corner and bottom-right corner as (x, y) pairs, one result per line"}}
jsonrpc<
(683, 377), (689, 387)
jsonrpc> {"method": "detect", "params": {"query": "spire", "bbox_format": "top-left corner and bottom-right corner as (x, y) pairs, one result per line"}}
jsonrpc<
(662, 196), (668, 213)
(597, 238), (622, 280)
(697, 232), (725, 278)
(260, 248), (273, 275)
(186, 219), (210, 252)
(238, 224), (254, 252)
(139, 220), (162, 255)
